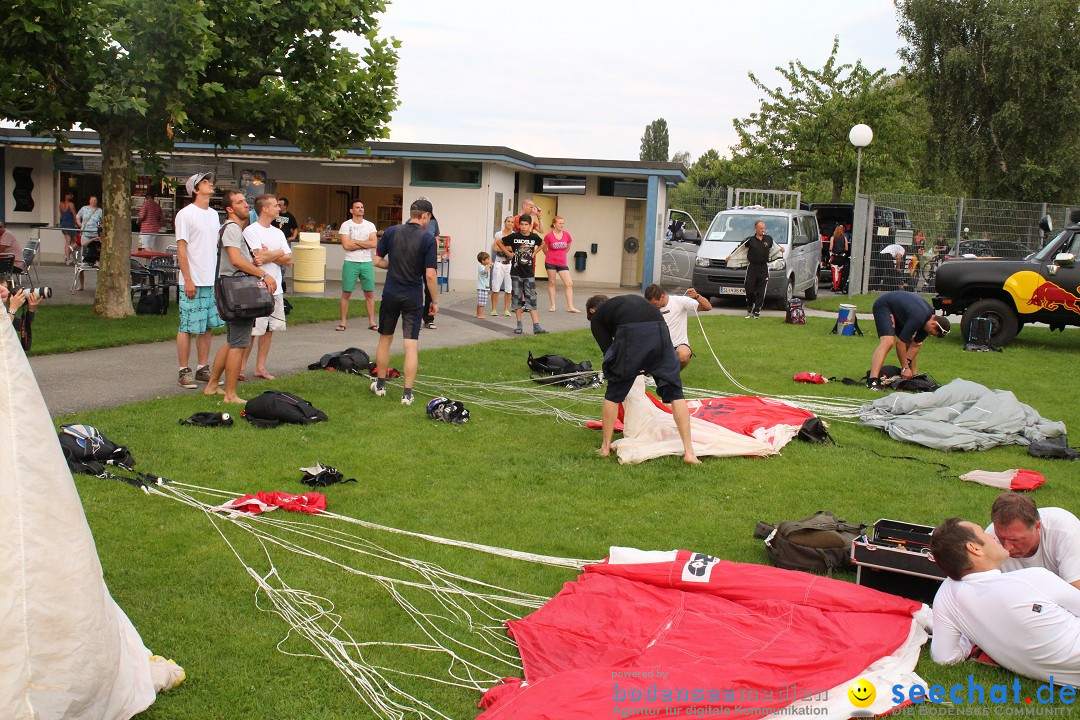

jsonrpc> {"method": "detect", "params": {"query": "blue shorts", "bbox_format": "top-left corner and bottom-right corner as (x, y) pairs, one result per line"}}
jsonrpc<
(179, 286), (224, 334)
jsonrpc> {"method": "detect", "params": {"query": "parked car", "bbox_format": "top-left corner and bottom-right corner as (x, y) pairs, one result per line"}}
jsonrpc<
(661, 209), (703, 292)
(934, 215), (1080, 346)
(682, 207), (822, 307)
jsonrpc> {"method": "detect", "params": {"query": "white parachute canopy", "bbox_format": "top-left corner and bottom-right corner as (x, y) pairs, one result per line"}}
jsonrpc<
(0, 321), (157, 719)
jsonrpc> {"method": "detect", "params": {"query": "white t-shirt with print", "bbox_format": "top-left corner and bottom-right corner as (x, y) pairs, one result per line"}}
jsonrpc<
(658, 294), (699, 348)
(243, 222), (291, 296)
(174, 203), (222, 287)
(339, 219), (377, 263)
(988, 508), (1080, 584)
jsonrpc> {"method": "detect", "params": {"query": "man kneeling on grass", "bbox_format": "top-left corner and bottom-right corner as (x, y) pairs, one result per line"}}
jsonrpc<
(586, 294), (699, 464)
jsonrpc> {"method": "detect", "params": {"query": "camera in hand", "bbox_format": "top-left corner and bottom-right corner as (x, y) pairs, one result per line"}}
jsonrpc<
(18, 287), (52, 300)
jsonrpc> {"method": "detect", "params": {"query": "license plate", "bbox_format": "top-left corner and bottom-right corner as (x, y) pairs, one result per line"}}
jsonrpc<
(718, 286), (746, 296)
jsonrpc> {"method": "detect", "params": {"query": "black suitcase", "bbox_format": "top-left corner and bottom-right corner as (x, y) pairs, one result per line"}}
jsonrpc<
(851, 519), (946, 605)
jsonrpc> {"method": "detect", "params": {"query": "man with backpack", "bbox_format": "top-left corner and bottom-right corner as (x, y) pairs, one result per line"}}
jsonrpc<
(203, 190), (277, 403)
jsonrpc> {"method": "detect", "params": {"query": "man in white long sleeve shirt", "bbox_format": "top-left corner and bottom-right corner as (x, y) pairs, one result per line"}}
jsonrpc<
(928, 517), (1080, 687)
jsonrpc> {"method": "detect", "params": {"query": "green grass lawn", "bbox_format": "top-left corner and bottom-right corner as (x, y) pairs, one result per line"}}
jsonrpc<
(25, 297), (362, 356)
(59, 314), (1080, 718)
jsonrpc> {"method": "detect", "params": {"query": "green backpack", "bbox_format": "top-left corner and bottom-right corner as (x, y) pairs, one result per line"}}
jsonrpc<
(753, 510), (866, 575)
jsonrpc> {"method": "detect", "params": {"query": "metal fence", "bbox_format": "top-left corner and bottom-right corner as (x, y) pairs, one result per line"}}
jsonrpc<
(667, 185), (1076, 295)
(854, 193), (1076, 294)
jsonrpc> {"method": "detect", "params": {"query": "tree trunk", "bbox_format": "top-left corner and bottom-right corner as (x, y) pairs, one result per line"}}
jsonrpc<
(95, 125), (135, 318)
(831, 177), (844, 203)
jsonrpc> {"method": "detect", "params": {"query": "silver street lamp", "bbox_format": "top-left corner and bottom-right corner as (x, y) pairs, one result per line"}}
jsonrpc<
(849, 124), (873, 200)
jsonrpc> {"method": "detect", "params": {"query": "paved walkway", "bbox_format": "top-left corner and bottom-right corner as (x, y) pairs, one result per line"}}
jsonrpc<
(26, 261), (840, 415)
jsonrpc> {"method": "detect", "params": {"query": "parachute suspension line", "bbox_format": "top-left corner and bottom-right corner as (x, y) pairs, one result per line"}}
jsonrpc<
(411, 373), (603, 427)
(690, 310), (867, 420)
(151, 483), (588, 720)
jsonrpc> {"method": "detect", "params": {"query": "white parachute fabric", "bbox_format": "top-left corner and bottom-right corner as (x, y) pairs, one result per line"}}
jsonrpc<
(613, 377), (780, 464)
(0, 321), (156, 719)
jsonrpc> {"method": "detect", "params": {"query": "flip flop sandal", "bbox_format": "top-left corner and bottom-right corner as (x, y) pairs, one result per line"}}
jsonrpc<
(335, 325), (347, 331)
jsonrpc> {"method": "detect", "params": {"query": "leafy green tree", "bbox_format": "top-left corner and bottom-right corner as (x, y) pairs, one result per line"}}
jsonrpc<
(0, 0), (398, 317)
(670, 150), (692, 169)
(640, 118), (670, 162)
(897, 0), (1080, 201)
(730, 37), (926, 203)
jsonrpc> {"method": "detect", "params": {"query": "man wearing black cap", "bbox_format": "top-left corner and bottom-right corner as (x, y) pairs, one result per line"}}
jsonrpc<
(370, 198), (439, 406)
(869, 290), (951, 389)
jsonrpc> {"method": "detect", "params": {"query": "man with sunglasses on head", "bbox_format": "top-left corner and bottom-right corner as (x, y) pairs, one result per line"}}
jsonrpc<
(868, 290), (951, 390)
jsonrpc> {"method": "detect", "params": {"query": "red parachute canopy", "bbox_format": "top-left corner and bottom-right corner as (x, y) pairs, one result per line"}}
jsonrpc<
(479, 548), (927, 719)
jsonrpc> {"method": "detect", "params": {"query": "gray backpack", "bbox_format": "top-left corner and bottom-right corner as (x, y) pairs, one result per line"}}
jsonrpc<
(753, 510), (866, 575)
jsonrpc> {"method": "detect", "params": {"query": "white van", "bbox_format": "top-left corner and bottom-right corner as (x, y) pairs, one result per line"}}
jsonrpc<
(690, 207), (822, 307)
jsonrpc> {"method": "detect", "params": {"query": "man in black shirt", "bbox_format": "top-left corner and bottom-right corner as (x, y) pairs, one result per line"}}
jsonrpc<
(273, 198), (299, 244)
(586, 294), (699, 464)
(743, 220), (782, 318)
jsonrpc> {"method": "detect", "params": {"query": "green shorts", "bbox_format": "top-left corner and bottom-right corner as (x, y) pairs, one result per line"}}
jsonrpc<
(342, 260), (375, 293)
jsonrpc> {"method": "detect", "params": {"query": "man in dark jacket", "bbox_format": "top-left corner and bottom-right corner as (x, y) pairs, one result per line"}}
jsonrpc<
(587, 294), (699, 464)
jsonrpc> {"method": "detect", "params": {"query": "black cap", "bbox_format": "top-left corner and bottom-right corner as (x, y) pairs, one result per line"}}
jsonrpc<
(410, 198), (434, 215)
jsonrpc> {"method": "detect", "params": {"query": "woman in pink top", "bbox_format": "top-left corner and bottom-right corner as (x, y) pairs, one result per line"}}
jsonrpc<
(543, 215), (579, 312)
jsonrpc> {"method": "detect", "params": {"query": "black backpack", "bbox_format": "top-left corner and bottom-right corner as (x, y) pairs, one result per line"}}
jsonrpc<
(785, 297), (805, 325)
(308, 347), (372, 375)
(243, 391), (328, 428)
(135, 291), (167, 315)
(753, 510), (866, 575)
(527, 352), (602, 390)
(58, 424), (136, 475)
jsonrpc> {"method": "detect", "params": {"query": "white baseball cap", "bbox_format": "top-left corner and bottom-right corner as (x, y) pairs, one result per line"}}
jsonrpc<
(185, 172), (214, 197)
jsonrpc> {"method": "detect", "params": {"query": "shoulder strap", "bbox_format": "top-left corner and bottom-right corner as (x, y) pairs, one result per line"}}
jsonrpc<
(216, 221), (255, 277)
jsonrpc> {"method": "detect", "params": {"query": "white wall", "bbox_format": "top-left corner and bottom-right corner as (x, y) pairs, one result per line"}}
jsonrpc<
(3, 148), (56, 253)
(549, 177), (629, 287)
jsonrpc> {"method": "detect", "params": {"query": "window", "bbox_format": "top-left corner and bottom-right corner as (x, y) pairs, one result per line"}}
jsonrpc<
(411, 161), (482, 188)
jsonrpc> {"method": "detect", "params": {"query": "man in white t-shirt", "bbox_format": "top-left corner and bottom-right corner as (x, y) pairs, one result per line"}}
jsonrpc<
(988, 493), (1080, 590)
(337, 199), (378, 332)
(240, 194), (292, 381)
(929, 517), (1080, 687)
(644, 284), (712, 369)
(174, 172), (224, 390)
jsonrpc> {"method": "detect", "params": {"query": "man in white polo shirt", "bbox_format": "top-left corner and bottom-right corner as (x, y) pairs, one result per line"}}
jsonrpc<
(174, 172), (224, 389)
(644, 284), (712, 370)
(240, 194), (291, 381)
(988, 492), (1080, 590)
(337, 199), (378, 332)
(929, 517), (1080, 687)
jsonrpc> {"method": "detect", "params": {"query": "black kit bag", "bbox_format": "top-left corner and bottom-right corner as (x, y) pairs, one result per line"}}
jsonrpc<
(753, 510), (866, 575)
(135, 291), (167, 316)
(527, 352), (602, 389)
(58, 424), (136, 475)
(214, 221), (274, 321)
(243, 390), (328, 428)
(308, 347), (372, 375)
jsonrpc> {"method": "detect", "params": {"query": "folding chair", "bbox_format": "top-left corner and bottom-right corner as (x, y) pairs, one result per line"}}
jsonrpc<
(71, 242), (100, 292)
(22, 238), (40, 285)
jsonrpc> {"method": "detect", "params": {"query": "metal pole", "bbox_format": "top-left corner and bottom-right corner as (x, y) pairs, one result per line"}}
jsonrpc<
(853, 147), (863, 201)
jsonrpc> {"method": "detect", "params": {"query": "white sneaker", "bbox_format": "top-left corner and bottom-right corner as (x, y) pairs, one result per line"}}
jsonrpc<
(370, 380), (386, 397)
(401, 392), (414, 406)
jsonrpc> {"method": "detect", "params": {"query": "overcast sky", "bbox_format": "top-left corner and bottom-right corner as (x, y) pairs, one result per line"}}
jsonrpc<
(359, 0), (905, 162)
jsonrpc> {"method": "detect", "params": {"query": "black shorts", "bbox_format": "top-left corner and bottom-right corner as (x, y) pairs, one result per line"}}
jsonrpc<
(378, 291), (423, 340)
(602, 321), (684, 404)
(545, 263), (570, 272)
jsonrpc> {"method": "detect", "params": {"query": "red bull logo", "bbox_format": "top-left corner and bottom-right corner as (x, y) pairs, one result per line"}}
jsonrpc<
(1004, 271), (1080, 317)
(1027, 281), (1080, 313)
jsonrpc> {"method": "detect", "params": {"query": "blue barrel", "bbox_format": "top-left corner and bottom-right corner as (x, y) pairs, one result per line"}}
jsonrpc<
(837, 303), (858, 336)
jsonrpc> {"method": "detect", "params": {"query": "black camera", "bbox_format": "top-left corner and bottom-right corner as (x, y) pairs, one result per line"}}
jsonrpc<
(18, 287), (52, 300)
